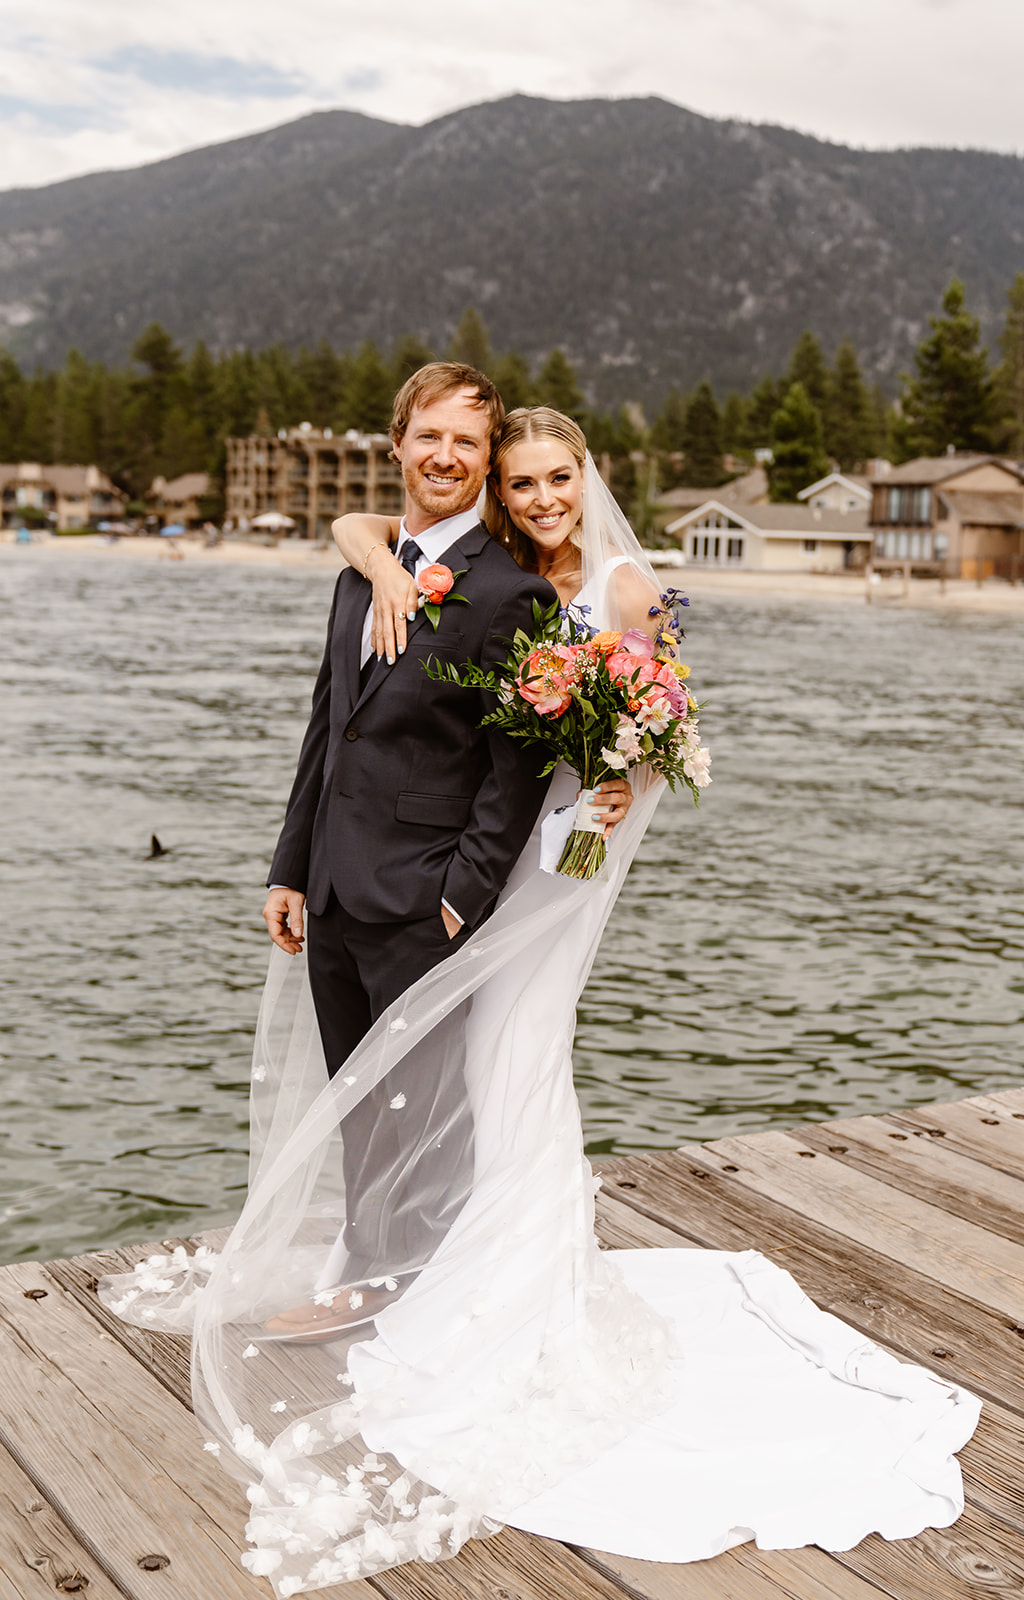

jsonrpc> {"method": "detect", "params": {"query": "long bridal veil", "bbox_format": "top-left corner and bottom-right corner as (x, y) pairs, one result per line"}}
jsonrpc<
(99, 459), (682, 1594)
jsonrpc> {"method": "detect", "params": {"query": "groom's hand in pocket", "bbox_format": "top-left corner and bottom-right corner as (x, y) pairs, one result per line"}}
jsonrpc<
(263, 887), (306, 954)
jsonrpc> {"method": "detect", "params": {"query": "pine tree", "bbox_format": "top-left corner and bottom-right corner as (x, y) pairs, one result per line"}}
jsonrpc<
(346, 341), (393, 433)
(650, 387), (686, 455)
(491, 351), (534, 412)
(0, 350), (27, 459)
(447, 308), (493, 373)
(680, 381), (725, 486)
(786, 331), (829, 412)
(993, 271), (1024, 456)
(536, 349), (585, 420)
(390, 334), (434, 392)
(769, 382), (829, 501)
(899, 278), (994, 456)
(743, 375), (781, 451)
(824, 339), (877, 471)
(720, 392), (747, 458)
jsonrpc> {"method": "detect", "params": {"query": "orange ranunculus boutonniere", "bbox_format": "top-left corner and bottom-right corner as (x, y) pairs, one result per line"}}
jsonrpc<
(416, 565), (471, 630)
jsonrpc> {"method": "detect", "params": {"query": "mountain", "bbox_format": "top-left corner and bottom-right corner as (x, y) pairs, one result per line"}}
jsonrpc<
(2, 95), (1023, 408)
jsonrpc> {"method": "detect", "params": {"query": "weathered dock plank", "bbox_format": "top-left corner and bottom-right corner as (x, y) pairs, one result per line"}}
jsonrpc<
(4, 1087), (1024, 1600)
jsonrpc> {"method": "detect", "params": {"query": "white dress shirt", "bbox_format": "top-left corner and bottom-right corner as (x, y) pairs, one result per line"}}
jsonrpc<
(359, 506), (482, 666)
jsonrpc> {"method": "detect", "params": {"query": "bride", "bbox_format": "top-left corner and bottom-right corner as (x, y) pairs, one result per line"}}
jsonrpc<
(101, 403), (979, 1598)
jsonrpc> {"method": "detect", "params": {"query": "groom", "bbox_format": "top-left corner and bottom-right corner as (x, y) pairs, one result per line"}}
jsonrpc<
(262, 362), (555, 1329)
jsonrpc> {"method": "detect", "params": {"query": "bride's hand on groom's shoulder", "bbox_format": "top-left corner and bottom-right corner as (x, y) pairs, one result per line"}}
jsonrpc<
(262, 887), (306, 954)
(370, 554), (420, 665)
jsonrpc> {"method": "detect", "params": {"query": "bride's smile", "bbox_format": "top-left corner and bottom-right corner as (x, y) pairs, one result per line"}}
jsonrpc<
(499, 438), (584, 574)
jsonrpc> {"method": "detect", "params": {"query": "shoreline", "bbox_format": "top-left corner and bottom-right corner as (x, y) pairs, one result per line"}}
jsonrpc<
(5, 532), (1024, 613)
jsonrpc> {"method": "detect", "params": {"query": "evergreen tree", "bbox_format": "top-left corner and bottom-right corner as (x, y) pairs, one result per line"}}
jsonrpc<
(447, 308), (493, 373)
(768, 382), (829, 501)
(786, 331), (829, 412)
(720, 392), (747, 458)
(53, 348), (100, 464)
(994, 271), (1024, 456)
(536, 348), (585, 420)
(650, 387), (686, 454)
(824, 339), (877, 470)
(681, 381), (725, 486)
(346, 341), (393, 433)
(899, 278), (994, 456)
(390, 334), (434, 392)
(0, 350), (27, 459)
(742, 375), (781, 451)
(492, 350), (534, 412)
(185, 341), (220, 461)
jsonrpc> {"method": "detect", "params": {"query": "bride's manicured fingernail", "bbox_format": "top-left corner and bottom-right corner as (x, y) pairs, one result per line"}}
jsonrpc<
(387, 655), (394, 665)
(398, 645), (405, 654)
(407, 611), (417, 621)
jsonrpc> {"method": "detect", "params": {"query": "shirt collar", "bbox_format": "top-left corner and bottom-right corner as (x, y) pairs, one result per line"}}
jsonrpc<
(396, 506), (481, 564)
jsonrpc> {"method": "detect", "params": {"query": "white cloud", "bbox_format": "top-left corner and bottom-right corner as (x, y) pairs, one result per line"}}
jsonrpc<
(0, 0), (1021, 191)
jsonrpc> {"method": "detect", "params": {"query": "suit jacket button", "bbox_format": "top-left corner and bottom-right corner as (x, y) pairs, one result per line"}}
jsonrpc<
(344, 727), (359, 741)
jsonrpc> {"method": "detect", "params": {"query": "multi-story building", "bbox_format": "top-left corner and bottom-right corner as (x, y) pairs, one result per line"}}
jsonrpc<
(868, 454), (1024, 580)
(0, 462), (127, 529)
(225, 424), (405, 539)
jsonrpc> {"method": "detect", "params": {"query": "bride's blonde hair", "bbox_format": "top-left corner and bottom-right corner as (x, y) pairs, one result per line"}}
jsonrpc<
(484, 406), (587, 570)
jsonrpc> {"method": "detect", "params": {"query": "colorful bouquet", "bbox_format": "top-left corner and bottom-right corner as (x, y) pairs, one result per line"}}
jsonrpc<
(423, 589), (710, 878)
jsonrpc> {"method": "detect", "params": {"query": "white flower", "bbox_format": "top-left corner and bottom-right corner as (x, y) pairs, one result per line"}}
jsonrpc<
(242, 1343), (259, 1359)
(313, 1289), (337, 1307)
(279, 1578), (305, 1597)
(203, 1440), (221, 1455)
(389, 1092), (407, 1109)
(348, 1290), (364, 1310)
(270, 1401), (287, 1413)
(600, 746), (628, 770)
(683, 746), (712, 788)
(241, 1549), (282, 1576)
(388, 1017), (408, 1033)
(368, 1276), (398, 1291)
(336, 1372), (354, 1385)
(342, 1075), (357, 1086)
(252, 1062), (267, 1083)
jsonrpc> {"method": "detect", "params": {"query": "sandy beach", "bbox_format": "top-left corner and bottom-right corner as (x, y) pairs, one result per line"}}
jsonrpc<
(5, 531), (1024, 613)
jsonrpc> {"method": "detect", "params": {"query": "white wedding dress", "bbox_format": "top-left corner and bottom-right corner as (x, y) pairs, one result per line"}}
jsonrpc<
(100, 467), (979, 1598)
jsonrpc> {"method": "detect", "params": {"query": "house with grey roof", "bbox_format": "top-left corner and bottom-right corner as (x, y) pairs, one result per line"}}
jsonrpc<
(868, 454), (1024, 580)
(665, 497), (871, 572)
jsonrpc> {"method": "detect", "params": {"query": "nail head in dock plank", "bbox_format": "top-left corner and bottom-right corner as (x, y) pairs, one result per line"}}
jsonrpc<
(3, 1088), (1024, 1600)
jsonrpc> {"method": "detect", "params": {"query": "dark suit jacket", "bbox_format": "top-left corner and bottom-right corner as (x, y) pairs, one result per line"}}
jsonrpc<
(269, 521), (557, 929)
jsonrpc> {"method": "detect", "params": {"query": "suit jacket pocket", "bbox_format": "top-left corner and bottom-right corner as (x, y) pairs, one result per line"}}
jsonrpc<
(395, 791), (473, 828)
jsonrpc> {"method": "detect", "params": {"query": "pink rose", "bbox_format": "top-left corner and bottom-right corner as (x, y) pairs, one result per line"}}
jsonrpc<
(619, 628), (656, 658)
(417, 564), (455, 604)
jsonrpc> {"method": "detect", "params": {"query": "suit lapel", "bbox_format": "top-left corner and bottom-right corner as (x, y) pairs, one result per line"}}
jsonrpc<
(349, 522), (489, 715)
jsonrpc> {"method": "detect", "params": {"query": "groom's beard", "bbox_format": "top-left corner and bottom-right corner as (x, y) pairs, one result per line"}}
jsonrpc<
(402, 461), (486, 523)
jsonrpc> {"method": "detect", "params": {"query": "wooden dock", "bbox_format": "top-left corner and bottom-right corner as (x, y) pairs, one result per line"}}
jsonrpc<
(4, 1085), (1024, 1600)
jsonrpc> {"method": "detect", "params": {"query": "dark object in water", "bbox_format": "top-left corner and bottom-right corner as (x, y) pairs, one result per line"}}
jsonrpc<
(147, 834), (168, 859)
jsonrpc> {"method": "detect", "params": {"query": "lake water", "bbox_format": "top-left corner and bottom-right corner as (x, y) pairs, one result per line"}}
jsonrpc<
(2, 549), (1023, 1265)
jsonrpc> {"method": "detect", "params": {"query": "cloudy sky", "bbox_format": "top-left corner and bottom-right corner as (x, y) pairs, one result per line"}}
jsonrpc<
(2, 0), (1021, 192)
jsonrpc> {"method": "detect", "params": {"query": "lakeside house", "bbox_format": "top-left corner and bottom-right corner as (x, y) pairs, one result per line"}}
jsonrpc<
(0, 462), (127, 530)
(147, 471), (212, 529)
(652, 465), (768, 538)
(225, 424), (404, 539)
(665, 496), (871, 572)
(868, 454), (1024, 581)
(797, 471), (871, 514)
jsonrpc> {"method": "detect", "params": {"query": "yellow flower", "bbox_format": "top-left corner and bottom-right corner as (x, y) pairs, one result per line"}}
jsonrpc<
(673, 662), (690, 679)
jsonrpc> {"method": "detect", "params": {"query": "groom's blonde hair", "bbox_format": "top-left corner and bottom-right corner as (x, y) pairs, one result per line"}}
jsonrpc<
(485, 407), (588, 570)
(390, 362), (505, 450)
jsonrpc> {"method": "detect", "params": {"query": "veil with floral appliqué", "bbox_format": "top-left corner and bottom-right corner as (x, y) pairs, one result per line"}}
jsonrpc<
(98, 448), (679, 1596)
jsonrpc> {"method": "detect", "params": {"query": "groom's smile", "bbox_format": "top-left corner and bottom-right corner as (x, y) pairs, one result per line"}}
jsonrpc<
(394, 386), (491, 532)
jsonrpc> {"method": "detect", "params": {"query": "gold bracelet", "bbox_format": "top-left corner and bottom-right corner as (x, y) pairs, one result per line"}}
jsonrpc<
(361, 540), (386, 578)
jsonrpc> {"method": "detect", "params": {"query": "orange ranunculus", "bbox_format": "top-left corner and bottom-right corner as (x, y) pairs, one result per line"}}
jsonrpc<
(590, 630), (623, 653)
(417, 564), (455, 604)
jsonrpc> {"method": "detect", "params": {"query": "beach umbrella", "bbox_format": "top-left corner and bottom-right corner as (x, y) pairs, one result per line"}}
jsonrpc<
(161, 523), (186, 536)
(251, 511), (297, 531)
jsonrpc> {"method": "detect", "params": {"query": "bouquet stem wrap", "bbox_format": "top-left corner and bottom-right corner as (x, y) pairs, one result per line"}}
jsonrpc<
(557, 789), (607, 879)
